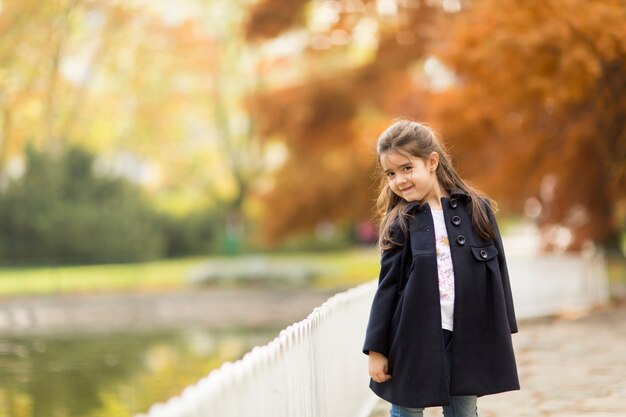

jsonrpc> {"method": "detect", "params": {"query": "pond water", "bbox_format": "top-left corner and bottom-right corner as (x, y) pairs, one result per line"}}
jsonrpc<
(0, 327), (278, 417)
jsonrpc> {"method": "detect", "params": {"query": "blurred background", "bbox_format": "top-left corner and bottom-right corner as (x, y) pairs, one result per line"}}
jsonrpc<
(0, 0), (624, 416)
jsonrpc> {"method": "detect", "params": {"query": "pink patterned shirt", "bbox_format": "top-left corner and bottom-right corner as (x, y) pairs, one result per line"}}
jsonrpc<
(431, 209), (455, 331)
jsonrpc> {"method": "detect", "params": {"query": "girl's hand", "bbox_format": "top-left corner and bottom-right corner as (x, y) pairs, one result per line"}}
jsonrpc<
(368, 351), (392, 383)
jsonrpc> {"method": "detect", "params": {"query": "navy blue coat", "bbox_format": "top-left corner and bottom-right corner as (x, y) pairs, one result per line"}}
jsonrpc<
(363, 189), (519, 408)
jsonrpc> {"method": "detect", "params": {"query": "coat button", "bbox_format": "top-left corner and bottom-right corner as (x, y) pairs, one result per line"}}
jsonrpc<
(449, 198), (458, 209)
(451, 216), (461, 226)
(480, 249), (488, 259)
(456, 235), (466, 245)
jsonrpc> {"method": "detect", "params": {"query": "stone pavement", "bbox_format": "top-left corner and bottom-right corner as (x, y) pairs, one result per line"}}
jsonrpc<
(368, 301), (626, 417)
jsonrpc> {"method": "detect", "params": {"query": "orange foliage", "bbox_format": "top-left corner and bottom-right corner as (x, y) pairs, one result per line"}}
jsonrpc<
(245, 1), (441, 242)
(430, 0), (626, 250)
(245, 0), (625, 250)
(243, 0), (308, 41)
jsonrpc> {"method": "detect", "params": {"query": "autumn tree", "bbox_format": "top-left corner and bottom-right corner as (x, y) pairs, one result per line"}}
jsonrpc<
(430, 0), (626, 252)
(0, 0), (134, 176)
(244, 0), (449, 242)
(1, 0), (274, 253)
(245, 0), (625, 252)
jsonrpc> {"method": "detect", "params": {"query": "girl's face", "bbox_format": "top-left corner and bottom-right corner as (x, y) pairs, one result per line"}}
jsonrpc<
(380, 150), (440, 204)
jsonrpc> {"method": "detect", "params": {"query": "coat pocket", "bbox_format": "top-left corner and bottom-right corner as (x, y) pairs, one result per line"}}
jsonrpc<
(470, 244), (498, 261)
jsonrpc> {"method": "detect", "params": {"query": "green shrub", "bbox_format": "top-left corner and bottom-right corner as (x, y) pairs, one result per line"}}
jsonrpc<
(0, 146), (164, 264)
(160, 211), (222, 257)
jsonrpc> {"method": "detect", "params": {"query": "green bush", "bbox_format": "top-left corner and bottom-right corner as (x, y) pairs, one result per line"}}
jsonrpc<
(0, 146), (165, 264)
(160, 211), (222, 257)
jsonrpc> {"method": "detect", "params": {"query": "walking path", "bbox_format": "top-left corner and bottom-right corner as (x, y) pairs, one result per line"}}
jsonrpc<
(368, 301), (626, 417)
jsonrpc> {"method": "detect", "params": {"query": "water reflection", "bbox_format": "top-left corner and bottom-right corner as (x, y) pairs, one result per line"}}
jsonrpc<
(0, 327), (278, 417)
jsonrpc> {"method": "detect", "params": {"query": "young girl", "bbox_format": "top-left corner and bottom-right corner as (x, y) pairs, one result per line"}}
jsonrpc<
(363, 120), (519, 417)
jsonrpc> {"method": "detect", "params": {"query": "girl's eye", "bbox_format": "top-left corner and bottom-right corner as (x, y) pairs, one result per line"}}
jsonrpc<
(386, 172), (394, 178)
(403, 166), (412, 172)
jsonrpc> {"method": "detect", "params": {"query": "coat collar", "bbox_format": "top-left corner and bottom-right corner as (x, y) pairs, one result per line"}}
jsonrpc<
(449, 187), (470, 200)
(403, 187), (469, 214)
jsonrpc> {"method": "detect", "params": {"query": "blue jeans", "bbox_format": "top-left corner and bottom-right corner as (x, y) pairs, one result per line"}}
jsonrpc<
(390, 330), (478, 417)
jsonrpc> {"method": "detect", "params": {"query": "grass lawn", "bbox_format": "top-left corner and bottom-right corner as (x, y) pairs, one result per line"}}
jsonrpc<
(0, 257), (207, 295)
(0, 248), (381, 296)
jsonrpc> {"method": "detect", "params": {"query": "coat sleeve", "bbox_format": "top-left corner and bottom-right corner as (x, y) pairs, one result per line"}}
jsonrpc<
(362, 223), (406, 356)
(486, 203), (518, 334)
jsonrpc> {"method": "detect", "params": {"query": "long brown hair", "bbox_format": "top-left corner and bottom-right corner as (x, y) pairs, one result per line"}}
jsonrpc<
(376, 120), (498, 249)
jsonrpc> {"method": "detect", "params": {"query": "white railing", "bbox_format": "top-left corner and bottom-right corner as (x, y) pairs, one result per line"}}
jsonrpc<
(137, 281), (379, 417)
(138, 251), (609, 417)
